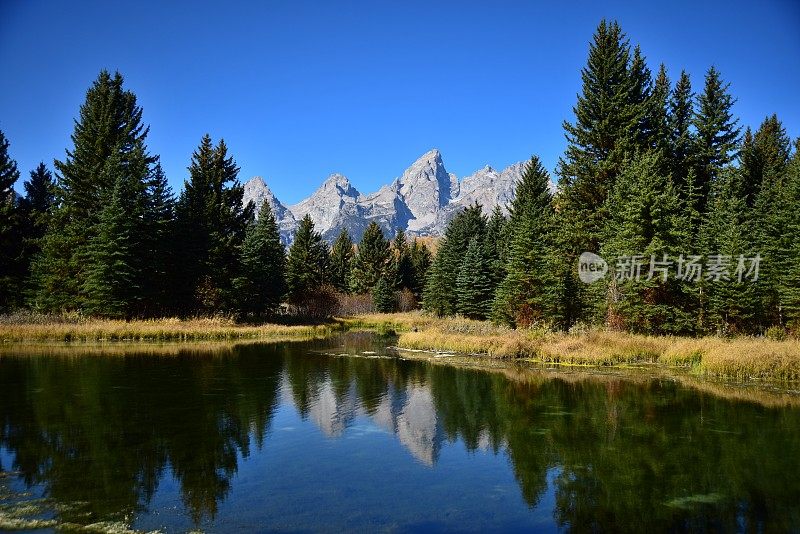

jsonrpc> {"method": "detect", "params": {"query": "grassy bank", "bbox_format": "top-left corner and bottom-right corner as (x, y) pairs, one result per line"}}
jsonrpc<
(348, 312), (800, 382)
(0, 315), (339, 343)
(3, 311), (800, 382)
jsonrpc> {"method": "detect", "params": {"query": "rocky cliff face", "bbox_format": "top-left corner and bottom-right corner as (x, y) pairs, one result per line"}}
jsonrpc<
(241, 149), (530, 244)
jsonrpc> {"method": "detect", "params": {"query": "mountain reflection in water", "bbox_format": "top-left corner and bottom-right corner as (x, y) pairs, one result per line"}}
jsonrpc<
(1, 333), (799, 532)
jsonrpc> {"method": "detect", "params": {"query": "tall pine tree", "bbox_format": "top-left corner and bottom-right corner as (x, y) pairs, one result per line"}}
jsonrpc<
(0, 130), (22, 310)
(234, 200), (286, 319)
(328, 229), (354, 293)
(350, 221), (390, 294)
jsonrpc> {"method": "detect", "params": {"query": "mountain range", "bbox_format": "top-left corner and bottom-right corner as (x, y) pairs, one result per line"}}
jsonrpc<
(242, 149), (528, 244)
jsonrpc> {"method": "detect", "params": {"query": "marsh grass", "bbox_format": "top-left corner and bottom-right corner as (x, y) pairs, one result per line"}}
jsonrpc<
(0, 315), (339, 343)
(382, 313), (800, 382)
(4, 310), (800, 382)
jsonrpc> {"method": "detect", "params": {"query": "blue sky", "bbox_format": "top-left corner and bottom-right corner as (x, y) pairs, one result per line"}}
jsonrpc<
(1, 0), (799, 204)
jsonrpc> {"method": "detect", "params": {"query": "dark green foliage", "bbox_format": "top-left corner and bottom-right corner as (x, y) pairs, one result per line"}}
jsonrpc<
(140, 163), (176, 313)
(372, 274), (396, 313)
(29, 71), (155, 314)
(18, 163), (56, 299)
(692, 66), (741, 213)
(668, 71), (695, 197)
(484, 207), (507, 291)
(174, 134), (253, 313)
(600, 151), (694, 334)
(408, 238), (432, 301)
(286, 215), (329, 305)
(493, 157), (561, 327)
(81, 167), (141, 318)
(350, 222), (390, 294)
(699, 168), (758, 334)
(557, 20), (647, 254)
(0, 130), (22, 310)
(456, 238), (493, 320)
(391, 229), (414, 291)
(423, 203), (486, 316)
(234, 201), (286, 318)
(328, 229), (354, 293)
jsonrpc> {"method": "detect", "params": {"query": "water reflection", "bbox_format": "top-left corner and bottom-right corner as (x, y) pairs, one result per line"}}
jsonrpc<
(1, 334), (800, 532)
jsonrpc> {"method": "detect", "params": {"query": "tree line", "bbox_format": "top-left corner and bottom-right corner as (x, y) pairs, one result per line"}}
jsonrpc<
(2, 19), (799, 335)
(423, 20), (800, 336)
(0, 71), (430, 319)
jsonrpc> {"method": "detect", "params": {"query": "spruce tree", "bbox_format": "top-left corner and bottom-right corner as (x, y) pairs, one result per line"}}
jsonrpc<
(493, 157), (560, 327)
(350, 221), (390, 294)
(456, 238), (493, 320)
(328, 229), (354, 293)
(30, 71), (154, 312)
(234, 200), (286, 318)
(699, 168), (757, 334)
(557, 20), (644, 254)
(82, 165), (140, 318)
(648, 64), (672, 158)
(285, 215), (329, 305)
(0, 130), (22, 310)
(484, 206), (507, 292)
(18, 163), (56, 296)
(140, 162), (176, 313)
(423, 203), (486, 316)
(372, 274), (396, 313)
(692, 66), (741, 214)
(600, 151), (693, 334)
(669, 71), (695, 198)
(391, 229), (414, 291)
(174, 134), (253, 313)
(408, 238), (432, 301)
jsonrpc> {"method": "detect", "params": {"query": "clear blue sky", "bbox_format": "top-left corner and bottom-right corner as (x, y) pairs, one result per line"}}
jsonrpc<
(1, 0), (799, 204)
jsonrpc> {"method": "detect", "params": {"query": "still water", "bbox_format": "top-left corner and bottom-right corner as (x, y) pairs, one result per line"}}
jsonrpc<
(1, 333), (799, 533)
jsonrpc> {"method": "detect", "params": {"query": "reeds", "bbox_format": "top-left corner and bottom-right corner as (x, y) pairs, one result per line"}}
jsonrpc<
(0, 315), (338, 343)
(381, 313), (800, 382)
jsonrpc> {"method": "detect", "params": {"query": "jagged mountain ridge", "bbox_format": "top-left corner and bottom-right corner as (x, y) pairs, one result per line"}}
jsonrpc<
(242, 149), (528, 244)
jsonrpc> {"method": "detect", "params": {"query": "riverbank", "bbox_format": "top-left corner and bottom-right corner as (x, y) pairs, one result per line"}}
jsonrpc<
(0, 315), (339, 343)
(3, 311), (800, 382)
(342, 313), (800, 382)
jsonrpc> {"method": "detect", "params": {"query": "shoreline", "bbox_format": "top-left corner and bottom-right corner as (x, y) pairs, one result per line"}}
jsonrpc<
(2, 312), (800, 385)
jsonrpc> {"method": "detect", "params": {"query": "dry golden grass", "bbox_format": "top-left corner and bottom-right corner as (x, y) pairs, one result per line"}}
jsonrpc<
(375, 312), (800, 382)
(0, 316), (338, 343)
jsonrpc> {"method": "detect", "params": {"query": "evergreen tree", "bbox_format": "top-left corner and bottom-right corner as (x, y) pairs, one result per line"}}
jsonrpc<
(30, 71), (154, 312)
(285, 215), (329, 305)
(484, 206), (507, 292)
(0, 130), (22, 310)
(174, 134), (253, 312)
(140, 162), (176, 313)
(557, 20), (644, 254)
(350, 221), (390, 294)
(81, 164), (140, 318)
(18, 163), (56, 296)
(423, 203), (486, 316)
(456, 238), (493, 320)
(699, 168), (757, 334)
(391, 229), (414, 291)
(493, 157), (561, 327)
(599, 151), (693, 333)
(328, 229), (354, 293)
(372, 274), (396, 313)
(234, 200), (286, 318)
(648, 64), (672, 158)
(692, 66), (741, 214)
(668, 71), (695, 198)
(408, 238), (432, 301)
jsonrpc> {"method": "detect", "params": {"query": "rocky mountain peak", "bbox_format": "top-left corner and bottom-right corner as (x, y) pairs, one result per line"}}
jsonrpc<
(241, 149), (527, 244)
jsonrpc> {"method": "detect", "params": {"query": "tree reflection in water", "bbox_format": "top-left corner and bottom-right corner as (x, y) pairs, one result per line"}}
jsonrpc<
(1, 333), (799, 531)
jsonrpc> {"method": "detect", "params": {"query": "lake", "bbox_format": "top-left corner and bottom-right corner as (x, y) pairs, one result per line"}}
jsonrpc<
(1, 333), (799, 532)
